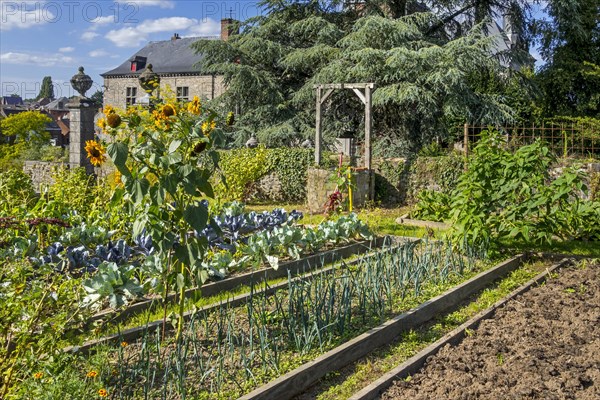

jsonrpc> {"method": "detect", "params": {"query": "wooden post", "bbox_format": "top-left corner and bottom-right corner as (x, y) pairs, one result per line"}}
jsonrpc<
(463, 123), (469, 157)
(315, 86), (322, 165)
(365, 85), (373, 200)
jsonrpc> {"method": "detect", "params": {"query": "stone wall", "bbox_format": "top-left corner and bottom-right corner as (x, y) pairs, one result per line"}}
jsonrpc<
(23, 161), (66, 192)
(103, 75), (225, 109)
(307, 168), (371, 214)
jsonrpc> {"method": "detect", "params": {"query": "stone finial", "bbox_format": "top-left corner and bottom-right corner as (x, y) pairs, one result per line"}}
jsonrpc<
(70, 66), (93, 98)
(246, 134), (258, 148)
(138, 63), (160, 94)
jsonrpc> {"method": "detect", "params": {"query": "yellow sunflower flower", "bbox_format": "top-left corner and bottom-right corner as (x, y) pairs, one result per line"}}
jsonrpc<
(97, 118), (107, 131)
(161, 104), (177, 117)
(187, 96), (201, 115)
(201, 120), (216, 136)
(103, 105), (115, 115)
(85, 140), (107, 167)
(98, 388), (108, 397)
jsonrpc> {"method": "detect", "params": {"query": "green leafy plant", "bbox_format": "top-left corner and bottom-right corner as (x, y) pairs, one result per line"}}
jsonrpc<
(101, 100), (222, 341)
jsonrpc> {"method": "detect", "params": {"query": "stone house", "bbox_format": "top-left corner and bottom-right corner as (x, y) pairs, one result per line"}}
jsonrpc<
(101, 19), (237, 109)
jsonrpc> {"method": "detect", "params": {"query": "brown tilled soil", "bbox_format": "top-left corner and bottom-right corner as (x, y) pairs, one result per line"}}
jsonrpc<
(382, 260), (600, 400)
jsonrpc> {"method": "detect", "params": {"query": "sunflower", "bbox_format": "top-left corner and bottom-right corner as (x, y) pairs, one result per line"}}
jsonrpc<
(103, 105), (115, 115)
(201, 120), (216, 136)
(187, 96), (201, 115)
(97, 118), (107, 132)
(161, 104), (176, 117)
(106, 113), (121, 128)
(98, 388), (108, 397)
(85, 140), (107, 167)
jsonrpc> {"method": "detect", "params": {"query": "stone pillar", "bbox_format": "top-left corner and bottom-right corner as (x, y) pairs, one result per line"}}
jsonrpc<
(68, 97), (96, 174)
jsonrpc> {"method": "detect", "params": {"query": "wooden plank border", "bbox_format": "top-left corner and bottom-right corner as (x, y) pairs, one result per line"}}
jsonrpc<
(238, 254), (529, 400)
(349, 257), (573, 400)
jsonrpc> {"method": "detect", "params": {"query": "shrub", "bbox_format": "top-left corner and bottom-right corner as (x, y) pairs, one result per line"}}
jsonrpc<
(0, 168), (37, 214)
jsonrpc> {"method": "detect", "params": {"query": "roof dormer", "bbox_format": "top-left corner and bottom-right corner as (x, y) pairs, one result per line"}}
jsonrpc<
(130, 56), (147, 72)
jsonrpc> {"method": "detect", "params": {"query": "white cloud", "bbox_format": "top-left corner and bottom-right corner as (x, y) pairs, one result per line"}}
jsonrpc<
(0, 1), (54, 31)
(105, 27), (145, 48)
(105, 17), (206, 47)
(59, 46), (75, 53)
(90, 15), (115, 27)
(81, 31), (100, 41)
(138, 17), (197, 33)
(89, 49), (110, 58)
(185, 19), (221, 37)
(0, 51), (75, 67)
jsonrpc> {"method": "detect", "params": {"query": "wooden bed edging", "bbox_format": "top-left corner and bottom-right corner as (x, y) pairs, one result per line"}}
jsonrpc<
(64, 237), (418, 356)
(237, 254), (529, 400)
(348, 257), (574, 400)
(89, 236), (392, 324)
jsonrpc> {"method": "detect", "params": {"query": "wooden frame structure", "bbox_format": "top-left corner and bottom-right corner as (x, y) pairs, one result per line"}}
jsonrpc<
(314, 82), (376, 197)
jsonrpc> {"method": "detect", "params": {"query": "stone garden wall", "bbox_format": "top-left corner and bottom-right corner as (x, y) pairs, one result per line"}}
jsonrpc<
(23, 161), (65, 192)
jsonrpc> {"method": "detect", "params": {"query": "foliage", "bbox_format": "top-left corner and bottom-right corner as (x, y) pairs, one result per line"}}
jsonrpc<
(533, 0), (600, 117)
(194, 2), (521, 155)
(411, 190), (452, 222)
(47, 166), (99, 217)
(36, 76), (54, 100)
(0, 111), (52, 145)
(447, 130), (600, 247)
(215, 146), (269, 200)
(0, 260), (89, 397)
(0, 169), (37, 214)
(99, 98), (223, 340)
(265, 148), (314, 202)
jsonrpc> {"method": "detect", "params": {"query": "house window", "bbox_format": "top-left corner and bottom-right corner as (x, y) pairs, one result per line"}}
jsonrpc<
(126, 87), (137, 106)
(176, 86), (189, 102)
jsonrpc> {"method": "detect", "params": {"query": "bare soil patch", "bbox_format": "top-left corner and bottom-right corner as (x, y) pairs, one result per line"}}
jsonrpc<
(382, 260), (600, 400)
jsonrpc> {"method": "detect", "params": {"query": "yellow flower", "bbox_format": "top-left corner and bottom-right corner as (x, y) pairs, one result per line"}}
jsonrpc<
(187, 96), (201, 115)
(33, 372), (43, 379)
(121, 341), (128, 348)
(98, 388), (108, 397)
(201, 120), (216, 136)
(161, 104), (176, 117)
(97, 118), (107, 131)
(103, 105), (115, 115)
(226, 111), (235, 126)
(152, 110), (172, 131)
(85, 140), (107, 167)
(87, 370), (98, 378)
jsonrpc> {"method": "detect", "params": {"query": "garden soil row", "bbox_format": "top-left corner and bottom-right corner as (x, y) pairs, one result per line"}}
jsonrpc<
(381, 260), (600, 400)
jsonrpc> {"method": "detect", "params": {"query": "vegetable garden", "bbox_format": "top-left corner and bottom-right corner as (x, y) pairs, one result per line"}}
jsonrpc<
(2, 95), (599, 399)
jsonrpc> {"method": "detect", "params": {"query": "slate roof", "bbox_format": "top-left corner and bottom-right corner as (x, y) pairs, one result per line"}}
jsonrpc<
(101, 37), (214, 77)
(1, 96), (24, 106)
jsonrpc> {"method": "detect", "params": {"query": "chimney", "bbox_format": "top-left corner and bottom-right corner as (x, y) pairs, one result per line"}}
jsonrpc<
(171, 33), (180, 41)
(220, 19), (238, 41)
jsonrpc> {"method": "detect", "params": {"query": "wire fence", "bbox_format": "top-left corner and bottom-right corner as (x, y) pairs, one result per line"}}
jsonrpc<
(463, 121), (600, 159)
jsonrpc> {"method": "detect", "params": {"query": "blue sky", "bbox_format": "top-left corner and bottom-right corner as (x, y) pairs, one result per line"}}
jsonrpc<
(0, 0), (263, 98)
(1, 1), (547, 98)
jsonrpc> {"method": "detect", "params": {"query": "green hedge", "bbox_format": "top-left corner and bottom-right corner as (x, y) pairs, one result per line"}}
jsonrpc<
(214, 148), (319, 203)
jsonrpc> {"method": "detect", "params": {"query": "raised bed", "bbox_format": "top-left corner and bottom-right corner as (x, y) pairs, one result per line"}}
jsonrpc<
(65, 236), (414, 355)
(89, 236), (396, 325)
(349, 257), (576, 400)
(238, 254), (529, 400)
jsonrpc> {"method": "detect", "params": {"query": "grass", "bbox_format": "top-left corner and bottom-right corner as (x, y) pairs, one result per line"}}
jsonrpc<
(309, 260), (550, 400)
